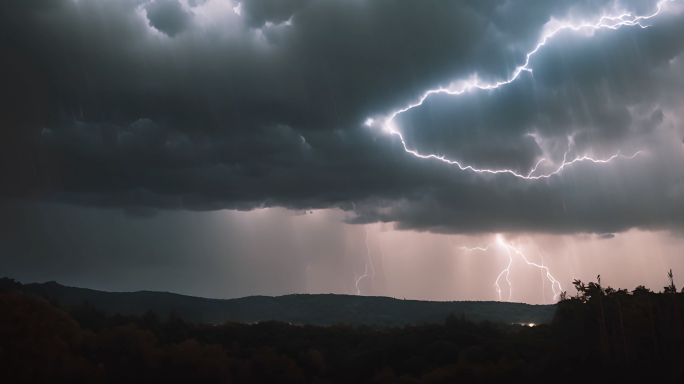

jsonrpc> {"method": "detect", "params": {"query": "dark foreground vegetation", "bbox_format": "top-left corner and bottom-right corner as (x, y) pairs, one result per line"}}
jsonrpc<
(2, 274), (684, 383)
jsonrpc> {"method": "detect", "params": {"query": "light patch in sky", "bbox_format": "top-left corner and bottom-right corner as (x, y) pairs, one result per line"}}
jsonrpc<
(2, 204), (684, 303)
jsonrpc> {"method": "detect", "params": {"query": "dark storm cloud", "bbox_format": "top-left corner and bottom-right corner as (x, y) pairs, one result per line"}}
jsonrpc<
(1, 0), (654, 130)
(124, 206), (158, 218)
(2, 0), (684, 235)
(241, 0), (311, 27)
(395, 8), (684, 172)
(145, 0), (193, 36)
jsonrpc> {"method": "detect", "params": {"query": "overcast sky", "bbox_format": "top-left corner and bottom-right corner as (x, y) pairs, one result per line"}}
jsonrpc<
(2, 0), (684, 302)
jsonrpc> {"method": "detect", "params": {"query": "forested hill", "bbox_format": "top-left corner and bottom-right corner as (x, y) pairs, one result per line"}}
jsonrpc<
(21, 280), (555, 326)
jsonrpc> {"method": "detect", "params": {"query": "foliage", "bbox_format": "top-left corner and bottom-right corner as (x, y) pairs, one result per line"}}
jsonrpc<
(3, 273), (684, 383)
(664, 269), (677, 294)
(0, 277), (23, 293)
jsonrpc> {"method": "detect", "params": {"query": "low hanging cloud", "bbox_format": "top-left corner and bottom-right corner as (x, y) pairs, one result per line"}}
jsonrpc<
(1, 0), (684, 235)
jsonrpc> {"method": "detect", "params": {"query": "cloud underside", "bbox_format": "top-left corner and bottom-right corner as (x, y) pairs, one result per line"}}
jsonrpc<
(2, 0), (684, 234)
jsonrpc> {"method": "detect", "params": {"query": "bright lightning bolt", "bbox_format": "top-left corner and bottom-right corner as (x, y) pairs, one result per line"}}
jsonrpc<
(377, 2), (669, 178)
(353, 263), (371, 295)
(461, 236), (563, 302)
(459, 245), (493, 252)
(537, 248), (546, 304)
(353, 225), (376, 295)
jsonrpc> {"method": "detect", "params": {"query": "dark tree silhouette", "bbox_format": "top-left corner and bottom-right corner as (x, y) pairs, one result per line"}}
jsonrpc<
(3, 272), (684, 383)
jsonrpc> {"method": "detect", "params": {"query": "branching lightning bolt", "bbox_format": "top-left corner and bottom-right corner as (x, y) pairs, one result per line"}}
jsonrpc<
(353, 264), (370, 295)
(461, 236), (562, 302)
(374, 2), (670, 178)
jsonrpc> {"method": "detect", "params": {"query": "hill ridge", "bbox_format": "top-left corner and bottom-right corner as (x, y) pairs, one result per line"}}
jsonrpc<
(21, 281), (557, 327)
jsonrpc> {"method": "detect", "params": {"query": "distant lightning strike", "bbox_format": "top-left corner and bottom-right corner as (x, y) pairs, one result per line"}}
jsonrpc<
(537, 249), (546, 304)
(459, 245), (493, 252)
(353, 225), (376, 295)
(354, 264), (371, 295)
(461, 236), (562, 302)
(376, 3), (669, 178)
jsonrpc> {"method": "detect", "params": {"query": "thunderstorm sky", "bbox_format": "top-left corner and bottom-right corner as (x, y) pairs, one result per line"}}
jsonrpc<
(2, 0), (684, 302)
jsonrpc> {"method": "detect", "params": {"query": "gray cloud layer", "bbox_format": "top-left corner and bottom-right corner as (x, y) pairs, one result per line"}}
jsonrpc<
(2, 0), (684, 234)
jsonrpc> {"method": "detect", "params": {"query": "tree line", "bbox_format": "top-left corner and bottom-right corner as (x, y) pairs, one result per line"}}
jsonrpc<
(2, 273), (684, 383)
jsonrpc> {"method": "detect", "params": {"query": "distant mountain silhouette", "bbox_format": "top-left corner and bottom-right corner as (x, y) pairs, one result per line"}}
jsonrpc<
(22, 281), (555, 326)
